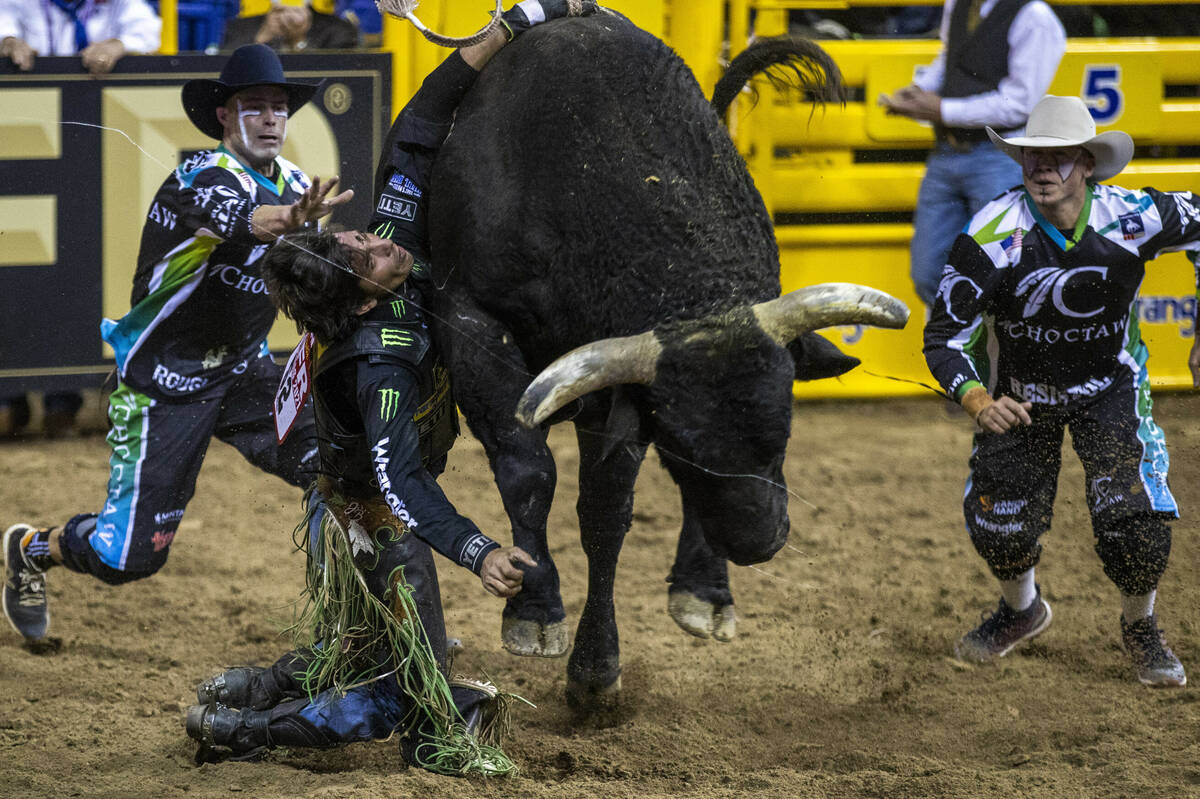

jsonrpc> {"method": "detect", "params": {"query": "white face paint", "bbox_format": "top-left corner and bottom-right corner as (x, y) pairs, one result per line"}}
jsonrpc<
(220, 87), (290, 172)
(237, 98), (289, 145)
(1021, 148), (1082, 182)
(1020, 146), (1095, 222)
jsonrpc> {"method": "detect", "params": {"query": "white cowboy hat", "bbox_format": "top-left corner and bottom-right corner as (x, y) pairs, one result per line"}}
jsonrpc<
(986, 95), (1134, 182)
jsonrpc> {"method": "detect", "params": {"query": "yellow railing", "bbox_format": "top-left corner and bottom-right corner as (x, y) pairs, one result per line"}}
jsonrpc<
(150, 0), (1200, 396)
(731, 5), (1200, 396)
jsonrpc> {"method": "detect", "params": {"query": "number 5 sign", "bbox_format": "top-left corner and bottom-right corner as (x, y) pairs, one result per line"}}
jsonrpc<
(1082, 65), (1123, 125)
(1051, 49), (1162, 140)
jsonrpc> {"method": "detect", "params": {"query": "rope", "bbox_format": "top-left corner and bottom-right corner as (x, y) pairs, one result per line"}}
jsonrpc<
(376, 0), (505, 48)
(287, 487), (522, 776)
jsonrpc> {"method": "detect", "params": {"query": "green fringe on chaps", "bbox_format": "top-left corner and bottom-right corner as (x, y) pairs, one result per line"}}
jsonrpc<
(287, 485), (525, 777)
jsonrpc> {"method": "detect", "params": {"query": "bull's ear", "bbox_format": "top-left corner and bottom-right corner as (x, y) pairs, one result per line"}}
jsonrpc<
(600, 387), (646, 462)
(787, 331), (860, 380)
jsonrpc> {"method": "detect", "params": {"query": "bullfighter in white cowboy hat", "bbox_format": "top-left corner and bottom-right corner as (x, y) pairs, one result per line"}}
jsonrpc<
(924, 93), (1200, 687)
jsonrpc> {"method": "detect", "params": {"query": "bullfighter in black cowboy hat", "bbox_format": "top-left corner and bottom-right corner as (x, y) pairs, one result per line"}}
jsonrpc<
(4, 44), (350, 649)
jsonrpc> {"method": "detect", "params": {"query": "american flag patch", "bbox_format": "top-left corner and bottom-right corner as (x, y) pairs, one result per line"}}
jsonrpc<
(1002, 227), (1024, 259)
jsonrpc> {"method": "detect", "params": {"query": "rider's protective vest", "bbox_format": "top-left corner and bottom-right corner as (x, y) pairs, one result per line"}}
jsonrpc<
(311, 305), (457, 487)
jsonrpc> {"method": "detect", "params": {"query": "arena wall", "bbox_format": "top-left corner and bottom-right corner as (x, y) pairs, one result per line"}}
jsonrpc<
(2, 1), (1197, 399)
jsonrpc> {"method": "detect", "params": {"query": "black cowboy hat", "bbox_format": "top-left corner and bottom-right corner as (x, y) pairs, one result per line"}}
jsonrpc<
(182, 44), (319, 140)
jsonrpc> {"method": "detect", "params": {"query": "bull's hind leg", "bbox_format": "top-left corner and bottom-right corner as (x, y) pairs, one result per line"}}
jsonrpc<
(667, 508), (737, 641)
(434, 298), (568, 657)
(566, 411), (647, 711)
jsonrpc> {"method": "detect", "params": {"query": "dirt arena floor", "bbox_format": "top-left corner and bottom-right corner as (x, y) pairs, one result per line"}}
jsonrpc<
(2, 390), (1200, 798)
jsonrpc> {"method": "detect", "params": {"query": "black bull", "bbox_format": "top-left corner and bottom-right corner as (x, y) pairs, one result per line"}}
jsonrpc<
(423, 15), (907, 708)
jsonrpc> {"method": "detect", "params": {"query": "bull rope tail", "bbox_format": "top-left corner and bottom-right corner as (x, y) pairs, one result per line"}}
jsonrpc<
(375, 0), (504, 48)
(287, 486), (524, 777)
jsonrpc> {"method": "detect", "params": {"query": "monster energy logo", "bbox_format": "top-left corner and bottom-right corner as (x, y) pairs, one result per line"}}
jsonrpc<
(390, 299), (406, 318)
(372, 221), (395, 239)
(380, 328), (414, 347)
(378, 388), (402, 422)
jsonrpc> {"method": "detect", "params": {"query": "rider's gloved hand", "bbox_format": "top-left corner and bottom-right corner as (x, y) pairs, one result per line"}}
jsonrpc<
(500, 0), (599, 40)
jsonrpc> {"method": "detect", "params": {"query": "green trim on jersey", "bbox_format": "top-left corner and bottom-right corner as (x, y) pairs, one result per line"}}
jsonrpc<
(956, 379), (984, 400)
(1023, 188), (1093, 251)
(102, 236), (221, 370)
(1123, 303), (1144, 361)
(215, 145), (288, 196)
(960, 318), (993, 387)
(971, 209), (1017, 246)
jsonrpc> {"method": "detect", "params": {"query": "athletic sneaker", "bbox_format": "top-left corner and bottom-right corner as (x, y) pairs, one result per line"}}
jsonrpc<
(1121, 614), (1187, 688)
(954, 593), (1052, 663)
(3, 523), (49, 640)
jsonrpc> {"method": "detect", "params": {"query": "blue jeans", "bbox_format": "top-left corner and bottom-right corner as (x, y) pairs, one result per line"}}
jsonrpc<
(910, 141), (1021, 306)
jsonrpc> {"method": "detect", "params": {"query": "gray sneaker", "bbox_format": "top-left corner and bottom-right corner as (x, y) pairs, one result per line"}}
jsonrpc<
(955, 593), (1052, 663)
(3, 524), (49, 640)
(1121, 614), (1186, 688)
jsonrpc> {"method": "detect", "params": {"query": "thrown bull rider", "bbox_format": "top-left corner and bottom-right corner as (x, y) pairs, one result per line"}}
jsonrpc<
(184, 0), (599, 773)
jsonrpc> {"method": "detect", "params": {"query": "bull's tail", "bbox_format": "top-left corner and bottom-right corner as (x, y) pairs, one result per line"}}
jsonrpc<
(710, 37), (844, 118)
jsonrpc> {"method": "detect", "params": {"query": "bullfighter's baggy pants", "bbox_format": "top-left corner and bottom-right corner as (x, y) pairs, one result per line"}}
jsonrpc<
(963, 369), (1176, 595)
(57, 354), (318, 584)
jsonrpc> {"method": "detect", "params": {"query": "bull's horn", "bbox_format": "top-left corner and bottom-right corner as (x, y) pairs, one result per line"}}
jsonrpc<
(516, 332), (662, 428)
(378, 0), (503, 48)
(752, 283), (908, 344)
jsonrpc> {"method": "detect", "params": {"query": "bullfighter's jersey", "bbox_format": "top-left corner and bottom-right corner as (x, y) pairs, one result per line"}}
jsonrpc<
(311, 297), (496, 573)
(925, 184), (1200, 405)
(101, 147), (311, 401)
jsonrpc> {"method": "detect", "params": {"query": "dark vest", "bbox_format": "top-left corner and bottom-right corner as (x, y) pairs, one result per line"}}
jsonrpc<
(311, 296), (457, 489)
(939, 0), (1031, 145)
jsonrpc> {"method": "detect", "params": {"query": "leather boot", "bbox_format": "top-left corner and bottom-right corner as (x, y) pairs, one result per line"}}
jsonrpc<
(185, 698), (331, 763)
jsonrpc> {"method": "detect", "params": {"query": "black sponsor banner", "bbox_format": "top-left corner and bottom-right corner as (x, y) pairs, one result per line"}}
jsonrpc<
(0, 52), (390, 394)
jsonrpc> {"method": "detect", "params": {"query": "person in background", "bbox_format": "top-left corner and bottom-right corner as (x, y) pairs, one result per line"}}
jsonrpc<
(0, 393), (83, 439)
(221, 0), (359, 51)
(0, 0), (163, 436)
(878, 0), (1065, 308)
(0, 0), (161, 73)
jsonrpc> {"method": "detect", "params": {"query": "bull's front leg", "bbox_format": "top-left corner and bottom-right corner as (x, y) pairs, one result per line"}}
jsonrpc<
(667, 507), (737, 641)
(434, 298), (568, 657)
(567, 410), (647, 711)
(492, 433), (569, 657)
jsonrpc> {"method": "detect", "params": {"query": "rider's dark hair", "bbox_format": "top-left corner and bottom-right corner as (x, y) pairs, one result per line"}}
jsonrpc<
(262, 228), (365, 345)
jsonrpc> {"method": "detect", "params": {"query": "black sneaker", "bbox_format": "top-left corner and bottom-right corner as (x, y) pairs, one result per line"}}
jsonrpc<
(1121, 614), (1186, 688)
(3, 524), (49, 640)
(954, 593), (1052, 663)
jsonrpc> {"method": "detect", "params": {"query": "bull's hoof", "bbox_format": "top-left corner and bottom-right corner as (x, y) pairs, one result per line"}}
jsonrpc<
(565, 673), (621, 713)
(668, 591), (737, 641)
(501, 617), (569, 657)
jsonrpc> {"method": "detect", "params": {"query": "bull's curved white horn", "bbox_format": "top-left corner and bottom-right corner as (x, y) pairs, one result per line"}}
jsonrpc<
(516, 332), (662, 428)
(752, 283), (909, 344)
(377, 0), (504, 48)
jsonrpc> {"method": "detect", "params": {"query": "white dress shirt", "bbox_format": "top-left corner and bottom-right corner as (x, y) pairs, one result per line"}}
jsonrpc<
(0, 0), (161, 56)
(914, 0), (1066, 131)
